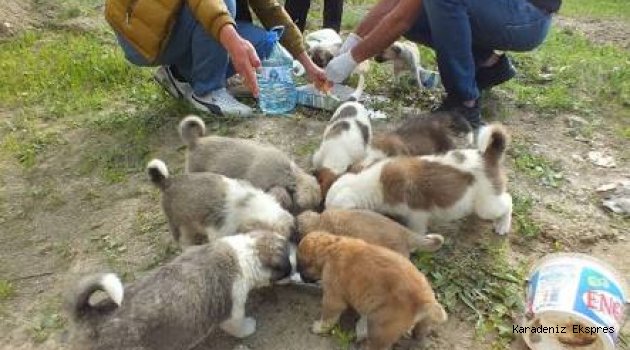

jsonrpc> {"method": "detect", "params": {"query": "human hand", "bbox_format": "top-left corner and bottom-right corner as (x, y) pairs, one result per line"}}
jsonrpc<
(325, 52), (357, 83)
(297, 51), (332, 92)
(220, 25), (261, 97)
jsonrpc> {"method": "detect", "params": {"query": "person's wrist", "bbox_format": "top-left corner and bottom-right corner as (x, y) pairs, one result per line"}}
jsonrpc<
(219, 24), (240, 51)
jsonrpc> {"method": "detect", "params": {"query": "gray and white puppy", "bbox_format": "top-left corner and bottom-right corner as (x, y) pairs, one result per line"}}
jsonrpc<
(375, 41), (423, 86)
(67, 231), (292, 350)
(180, 115), (321, 214)
(147, 159), (294, 247)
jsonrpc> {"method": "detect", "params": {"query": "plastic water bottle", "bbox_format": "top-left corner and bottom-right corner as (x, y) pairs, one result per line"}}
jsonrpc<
(257, 26), (297, 115)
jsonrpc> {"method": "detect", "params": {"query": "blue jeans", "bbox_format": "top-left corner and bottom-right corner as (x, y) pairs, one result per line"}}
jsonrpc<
(118, 0), (274, 95)
(404, 0), (552, 102)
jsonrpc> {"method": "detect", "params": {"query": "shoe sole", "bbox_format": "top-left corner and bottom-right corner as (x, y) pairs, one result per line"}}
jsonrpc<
(190, 95), (224, 116)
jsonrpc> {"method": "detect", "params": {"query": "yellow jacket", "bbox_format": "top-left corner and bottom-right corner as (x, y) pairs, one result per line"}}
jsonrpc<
(105, 0), (305, 63)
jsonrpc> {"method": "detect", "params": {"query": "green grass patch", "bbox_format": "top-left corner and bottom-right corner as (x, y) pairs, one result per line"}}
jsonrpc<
(505, 28), (630, 117)
(510, 143), (563, 188)
(0, 115), (63, 168)
(561, 0), (630, 20)
(0, 31), (160, 119)
(29, 302), (66, 343)
(415, 239), (524, 347)
(512, 193), (542, 238)
(331, 324), (355, 350)
(0, 280), (16, 301)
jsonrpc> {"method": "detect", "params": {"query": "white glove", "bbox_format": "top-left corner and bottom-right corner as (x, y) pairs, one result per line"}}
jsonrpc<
(325, 52), (358, 83)
(338, 33), (361, 55)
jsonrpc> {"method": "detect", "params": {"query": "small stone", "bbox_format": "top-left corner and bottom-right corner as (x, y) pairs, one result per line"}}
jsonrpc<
(596, 183), (618, 192)
(571, 154), (584, 162)
(565, 115), (589, 128)
(588, 151), (616, 168)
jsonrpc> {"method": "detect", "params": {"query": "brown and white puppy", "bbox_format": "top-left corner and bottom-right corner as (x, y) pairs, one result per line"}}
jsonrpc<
(326, 124), (512, 236)
(352, 112), (464, 172)
(296, 209), (443, 256)
(147, 159), (294, 247)
(312, 102), (372, 199)
(374, 41), (423, 86)
(67, 231), (291, 350)
(297, 232), (447, 350)
(180, 115), (321, 213)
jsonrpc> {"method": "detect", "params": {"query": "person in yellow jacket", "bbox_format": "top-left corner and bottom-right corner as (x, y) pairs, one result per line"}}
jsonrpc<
(105, 0), (327, 116)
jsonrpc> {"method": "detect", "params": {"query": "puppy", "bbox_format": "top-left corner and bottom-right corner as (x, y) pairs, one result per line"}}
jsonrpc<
(67, 231), (291, 350)
(180, 115), (321, 213)
(312, 102), (372, 198)
(326, 124), (512, 236)
(147, 159), (294, 247)
(352, 112), (463, 172)
(374, 41), (432, 88)
(297, 232), (447, 350)
(296, 209), (444, 256)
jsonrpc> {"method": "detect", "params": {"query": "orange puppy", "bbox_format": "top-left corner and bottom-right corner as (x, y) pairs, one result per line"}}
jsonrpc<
(297, 232), (447, 350)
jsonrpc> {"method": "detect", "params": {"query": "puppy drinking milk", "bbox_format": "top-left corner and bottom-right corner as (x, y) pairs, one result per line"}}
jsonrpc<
(297, 232), (447, 350)
(67, 231), (291, 350)
(296, 209), (444, 256)
(374, 41), (439, 89)
(147, 159), (294, 247)
(180, 115), (321, 213)
(327, 124), (513, 235)
(312, 101), (372, 198)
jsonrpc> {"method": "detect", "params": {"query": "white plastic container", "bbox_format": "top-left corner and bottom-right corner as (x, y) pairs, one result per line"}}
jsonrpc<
(524, 253), (628, 350)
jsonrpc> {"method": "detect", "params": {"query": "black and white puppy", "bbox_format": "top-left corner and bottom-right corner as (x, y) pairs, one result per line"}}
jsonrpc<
(67, 231), (291, 350)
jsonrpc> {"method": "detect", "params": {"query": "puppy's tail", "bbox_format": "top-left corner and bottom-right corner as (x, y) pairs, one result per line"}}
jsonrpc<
(69, 273), (123, 322)
(409, 233), (444, 253)
(179, 115), (206, 148)
(147, 159), (170, 190)
(477, 123), (509, 165)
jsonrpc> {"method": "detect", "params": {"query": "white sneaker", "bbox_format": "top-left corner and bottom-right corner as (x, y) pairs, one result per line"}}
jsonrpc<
(190, 88), (254, 117)
(153, 66), (192, 99)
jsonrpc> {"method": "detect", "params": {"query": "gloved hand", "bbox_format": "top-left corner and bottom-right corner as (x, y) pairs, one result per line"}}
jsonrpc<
(338, 33), (361, 55)
(325, 52), (358, 83)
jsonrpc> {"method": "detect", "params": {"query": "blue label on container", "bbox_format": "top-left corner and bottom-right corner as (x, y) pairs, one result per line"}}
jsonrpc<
(574, 267), (626, 343)
(260, 66), (292, 83)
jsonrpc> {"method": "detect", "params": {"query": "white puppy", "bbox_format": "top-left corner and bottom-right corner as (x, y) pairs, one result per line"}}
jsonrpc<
(147, 159), (294, 247)
(312, 101), (372, 199)
(326, 124), (512, 235)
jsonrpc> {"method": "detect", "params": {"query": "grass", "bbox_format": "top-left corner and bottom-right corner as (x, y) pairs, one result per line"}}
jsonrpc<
(561, 0), (630, 20)
(414, 239), (525, 348)
(0, 280), (16, 301)
(504, 28), (630, 119)
(510, 143), (563, 188)
(29, 302), (66, 343)
(512, 193), (542, 238)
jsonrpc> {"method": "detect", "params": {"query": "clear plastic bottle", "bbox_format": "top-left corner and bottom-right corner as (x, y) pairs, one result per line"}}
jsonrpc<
(257, 26), (297, 115)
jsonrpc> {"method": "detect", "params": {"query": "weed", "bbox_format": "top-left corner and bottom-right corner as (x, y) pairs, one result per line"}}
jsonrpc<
(91, 233), (128, 264)
(512, 193), (542, 238)
(29, 303), (66, 343)
(0, 280), (16, 301)
(1, 116), (62, 168)
(510, 143), (563, 188)
(414, 239), (524, 347)
(294, 141), (319, 158)
(331, 324), (355, 350)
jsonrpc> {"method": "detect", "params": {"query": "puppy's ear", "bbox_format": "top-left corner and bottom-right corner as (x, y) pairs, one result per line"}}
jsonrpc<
(392, 44), (403, 55)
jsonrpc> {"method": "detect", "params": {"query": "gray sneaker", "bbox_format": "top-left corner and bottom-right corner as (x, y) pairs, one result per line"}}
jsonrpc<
(190, 88), (254, 117)
(153, 66), (192, 99)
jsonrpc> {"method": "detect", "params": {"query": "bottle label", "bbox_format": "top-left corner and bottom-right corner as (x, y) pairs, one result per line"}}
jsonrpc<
(260, 66), (292, 84)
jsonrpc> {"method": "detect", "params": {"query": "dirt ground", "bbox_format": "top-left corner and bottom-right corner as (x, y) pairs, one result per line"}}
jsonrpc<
(0, 3), (629, 350)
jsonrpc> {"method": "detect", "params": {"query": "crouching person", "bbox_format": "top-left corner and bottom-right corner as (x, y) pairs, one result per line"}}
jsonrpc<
(105, 0), (327, 116)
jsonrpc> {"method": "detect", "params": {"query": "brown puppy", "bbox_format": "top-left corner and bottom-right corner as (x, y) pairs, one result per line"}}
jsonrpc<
(351, 112), (468, 172)
(296, 209), (443, 256)
(297, 232), (447, 350)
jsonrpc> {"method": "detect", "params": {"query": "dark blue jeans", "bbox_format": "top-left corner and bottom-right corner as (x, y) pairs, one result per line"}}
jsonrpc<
(404, 0), (552, 102)
(118, 1), (274, 95)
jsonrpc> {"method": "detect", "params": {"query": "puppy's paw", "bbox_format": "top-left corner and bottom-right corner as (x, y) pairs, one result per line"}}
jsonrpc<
(493, 214), (511, 235)
(311, 320), (332, 335)
(221, 317), (257, 338)
(240, 317), (257, 338)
